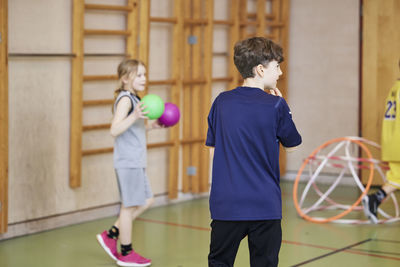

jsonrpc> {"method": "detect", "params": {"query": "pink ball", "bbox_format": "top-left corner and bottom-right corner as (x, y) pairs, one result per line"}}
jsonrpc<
(158, 103), (180, 127)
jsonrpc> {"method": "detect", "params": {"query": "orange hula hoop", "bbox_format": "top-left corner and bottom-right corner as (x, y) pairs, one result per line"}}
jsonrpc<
(292, 137), (374, 223)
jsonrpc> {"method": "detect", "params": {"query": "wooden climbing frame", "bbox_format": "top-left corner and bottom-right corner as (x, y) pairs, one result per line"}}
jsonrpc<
(69, 0), (290, 198)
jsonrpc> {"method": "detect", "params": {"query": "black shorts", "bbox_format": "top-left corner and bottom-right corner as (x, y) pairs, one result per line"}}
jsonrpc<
(208, 219), (282, 267)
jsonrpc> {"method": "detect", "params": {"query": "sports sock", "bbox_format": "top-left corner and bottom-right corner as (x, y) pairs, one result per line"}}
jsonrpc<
(375, 188), (387, 204)
(121, 243), (133, 256)
(107, 226), (119, 240)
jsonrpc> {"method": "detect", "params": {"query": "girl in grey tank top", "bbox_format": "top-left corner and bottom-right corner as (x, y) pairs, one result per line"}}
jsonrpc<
(113, 91), (147, 168)
(96, 59), (162, 266)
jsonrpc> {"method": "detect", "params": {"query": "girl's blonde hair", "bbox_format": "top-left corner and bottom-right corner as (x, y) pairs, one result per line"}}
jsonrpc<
(113, 59), (145, 110)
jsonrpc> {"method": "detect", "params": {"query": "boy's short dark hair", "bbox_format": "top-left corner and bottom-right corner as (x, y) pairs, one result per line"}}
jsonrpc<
(234, 37), (284, 79)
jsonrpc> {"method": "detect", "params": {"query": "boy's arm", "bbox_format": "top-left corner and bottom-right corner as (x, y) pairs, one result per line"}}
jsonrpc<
(206, 99), (217, 147)
(276, 98), (302, 148)
(271, 87), (301, 150)
(271, 87), (301, 149)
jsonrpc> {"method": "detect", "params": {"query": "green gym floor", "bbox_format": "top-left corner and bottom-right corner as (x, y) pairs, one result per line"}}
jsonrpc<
(1, 182), (399, 267)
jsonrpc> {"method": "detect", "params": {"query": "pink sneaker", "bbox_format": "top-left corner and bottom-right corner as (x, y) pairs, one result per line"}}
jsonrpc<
(96, 230), (118, 261)
(116, 250), (151, 267)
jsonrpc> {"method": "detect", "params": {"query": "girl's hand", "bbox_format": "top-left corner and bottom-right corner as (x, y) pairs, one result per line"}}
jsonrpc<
(149, 120), (165, 130)
(269, 88), (282, 97)
(132, 103), (149, 120)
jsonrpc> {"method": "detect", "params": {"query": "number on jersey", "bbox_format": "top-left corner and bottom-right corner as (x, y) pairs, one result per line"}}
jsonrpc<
(385, 100), (396, 119)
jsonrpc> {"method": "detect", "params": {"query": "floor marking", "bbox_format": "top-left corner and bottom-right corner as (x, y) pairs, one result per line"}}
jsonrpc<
(285, 239), (400, 261)
(290, 239), (372, 266)
(137, 218), (210, 231)
(373, 238), (400, 244)
(349, 248), (400, 257)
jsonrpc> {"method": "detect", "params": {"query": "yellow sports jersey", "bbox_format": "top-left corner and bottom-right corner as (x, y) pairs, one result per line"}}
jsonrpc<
(381, 80), (400, 161)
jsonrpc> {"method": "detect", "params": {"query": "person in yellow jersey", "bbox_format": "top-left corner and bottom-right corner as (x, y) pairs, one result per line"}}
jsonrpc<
(362, 60), (400, 224)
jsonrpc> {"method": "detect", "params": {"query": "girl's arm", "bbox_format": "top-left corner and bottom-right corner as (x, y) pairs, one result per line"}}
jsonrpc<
(110, 97), (147, 137)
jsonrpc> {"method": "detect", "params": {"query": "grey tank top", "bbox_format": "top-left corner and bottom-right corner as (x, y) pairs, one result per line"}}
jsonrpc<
(113, 91), (147, 168)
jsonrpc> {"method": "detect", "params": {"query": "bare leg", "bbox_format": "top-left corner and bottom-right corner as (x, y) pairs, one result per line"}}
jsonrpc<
(118, 204), (137, 245)
(113, 198), (154, 233)
(132, 197), (154, 220)
(382, 184), (397, 196)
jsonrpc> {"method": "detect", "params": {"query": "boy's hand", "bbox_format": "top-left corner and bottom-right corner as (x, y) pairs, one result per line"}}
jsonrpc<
(269, 88), (282, 97)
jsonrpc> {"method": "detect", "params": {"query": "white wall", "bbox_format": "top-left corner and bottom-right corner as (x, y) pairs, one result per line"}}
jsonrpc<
(286, 0), (360, 175)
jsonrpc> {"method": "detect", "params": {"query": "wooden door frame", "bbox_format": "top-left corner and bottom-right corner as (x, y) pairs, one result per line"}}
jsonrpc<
(0, 0), (8, 234)
(361, 0), (400, 185)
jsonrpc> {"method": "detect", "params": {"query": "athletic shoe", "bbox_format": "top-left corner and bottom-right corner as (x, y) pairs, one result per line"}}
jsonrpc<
(96, 230), (118, 261)
(117, 250), (152, 267)
(362, 195), (379, 224)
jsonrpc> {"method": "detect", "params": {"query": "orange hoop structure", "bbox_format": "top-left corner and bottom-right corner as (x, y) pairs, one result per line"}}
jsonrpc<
(293, 137), (375, 223)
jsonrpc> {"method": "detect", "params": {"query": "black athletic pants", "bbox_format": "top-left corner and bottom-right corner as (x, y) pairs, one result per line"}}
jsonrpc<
(208, 219), (282, 267)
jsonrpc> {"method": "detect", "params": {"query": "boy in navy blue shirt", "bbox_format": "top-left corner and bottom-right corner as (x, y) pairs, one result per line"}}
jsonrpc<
(206, 37), (302, 267)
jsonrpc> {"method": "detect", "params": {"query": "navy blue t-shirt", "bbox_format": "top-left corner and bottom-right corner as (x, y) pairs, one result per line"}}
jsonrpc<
(206, 86), (302, 220)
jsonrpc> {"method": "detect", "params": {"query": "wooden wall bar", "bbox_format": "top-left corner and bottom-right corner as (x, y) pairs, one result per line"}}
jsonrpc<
(69, 0), (84, 188)
(126, 0), (139, 59)
(256, 0), (266, 36)
(0, 0), (8, 234)
(228, 0), (240, 90)
(139, 0), (150, 86)
(168, 0), (184, 198)
(181, 0), (192, 193)
(180, 0), (214, 194)
(239, 0), (248, 43)
(271, 0), (279, 42)
(69, 0), (143, 188)
(190, 0), (202, 193)
(200, 0), (213, 192)
(85, 4), (133, 12)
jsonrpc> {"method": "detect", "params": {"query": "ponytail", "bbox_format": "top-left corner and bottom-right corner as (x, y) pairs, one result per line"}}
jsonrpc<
(112, 59), (145, 113)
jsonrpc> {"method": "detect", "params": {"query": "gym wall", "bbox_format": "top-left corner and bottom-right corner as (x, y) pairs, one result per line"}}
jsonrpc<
(3, 0), (360, 239)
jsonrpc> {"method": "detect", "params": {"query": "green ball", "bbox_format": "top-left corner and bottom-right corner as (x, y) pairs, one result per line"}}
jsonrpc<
(140, 94), (165, 119)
